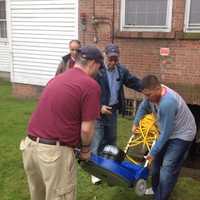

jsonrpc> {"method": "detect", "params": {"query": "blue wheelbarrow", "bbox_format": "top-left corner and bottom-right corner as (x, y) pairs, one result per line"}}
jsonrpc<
(79, 145), (149, 196)
(79, 114), (159, 196)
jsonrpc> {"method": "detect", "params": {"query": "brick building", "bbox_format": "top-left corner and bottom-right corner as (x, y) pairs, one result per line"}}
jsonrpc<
(79, 0), (200, 104)
(79, 0), (200, 162)
(2, 0), (199, 163)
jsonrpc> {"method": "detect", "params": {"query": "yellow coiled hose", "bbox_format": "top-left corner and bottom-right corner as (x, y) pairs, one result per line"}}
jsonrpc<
(124, 113), (159, 164)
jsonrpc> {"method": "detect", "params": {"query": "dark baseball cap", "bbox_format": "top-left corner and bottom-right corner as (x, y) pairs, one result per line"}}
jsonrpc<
(79, 46), (103, 64)
(105, 43), (120, 57)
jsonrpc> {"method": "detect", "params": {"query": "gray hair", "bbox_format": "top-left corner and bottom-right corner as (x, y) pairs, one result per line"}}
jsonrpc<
(76, 56), (90, 66)
(69, 40), (81, 46)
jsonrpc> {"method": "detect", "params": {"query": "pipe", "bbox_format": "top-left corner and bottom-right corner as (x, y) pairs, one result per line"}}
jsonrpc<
(92, 0), (99, 43)
(93, 0), (96, 17)
(112, 0), (115, 43)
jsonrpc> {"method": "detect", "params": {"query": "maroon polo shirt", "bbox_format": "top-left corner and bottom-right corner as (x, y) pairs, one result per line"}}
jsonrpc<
(28, 68), (100, 147)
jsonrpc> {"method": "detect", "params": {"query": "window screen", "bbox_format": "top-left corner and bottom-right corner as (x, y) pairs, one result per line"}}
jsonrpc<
(125, 0), (168, 27)
(0, 0), (7, 38)
(189, 0), (200, 24)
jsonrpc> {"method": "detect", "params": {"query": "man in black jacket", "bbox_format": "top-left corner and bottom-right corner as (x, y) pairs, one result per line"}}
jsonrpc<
(91, 44), (142, 183)
(55, 40), (81, 75)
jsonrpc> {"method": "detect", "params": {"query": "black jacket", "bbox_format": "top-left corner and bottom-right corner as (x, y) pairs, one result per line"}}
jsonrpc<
(96, 63), (142, 115)
(55, 54), (74, 75)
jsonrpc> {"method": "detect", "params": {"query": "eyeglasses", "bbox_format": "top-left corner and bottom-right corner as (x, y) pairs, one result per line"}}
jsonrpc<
(70, 49), (79, 52)
(108, 57), (118, 62)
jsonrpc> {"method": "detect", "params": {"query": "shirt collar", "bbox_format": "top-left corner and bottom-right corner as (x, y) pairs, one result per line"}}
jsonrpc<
(70, 56), (76, 61)
(105, 64), (117, 72)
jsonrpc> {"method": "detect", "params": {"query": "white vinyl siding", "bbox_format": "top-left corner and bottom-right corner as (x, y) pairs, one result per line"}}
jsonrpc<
(121, 0), (173, 32)
(184, 0), (200, 32)
(0, 42), (9, 72)
(10, 0), (78, 85)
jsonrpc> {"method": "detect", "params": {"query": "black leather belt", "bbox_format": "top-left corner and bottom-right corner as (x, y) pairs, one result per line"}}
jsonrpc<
(28, 135), (69, 147)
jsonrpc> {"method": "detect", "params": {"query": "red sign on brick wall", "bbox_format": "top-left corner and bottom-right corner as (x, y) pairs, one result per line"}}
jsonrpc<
(160, 48), (170, 56)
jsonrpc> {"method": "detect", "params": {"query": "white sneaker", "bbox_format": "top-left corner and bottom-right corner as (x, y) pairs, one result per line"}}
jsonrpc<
(91, 175), (101, 184)
(145, 187), (154, 195)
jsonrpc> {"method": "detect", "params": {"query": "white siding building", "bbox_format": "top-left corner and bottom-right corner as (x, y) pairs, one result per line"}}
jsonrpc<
(0, 0), (9, 78)
(0, 42), (9, 74)
(0, 0), (78, 85)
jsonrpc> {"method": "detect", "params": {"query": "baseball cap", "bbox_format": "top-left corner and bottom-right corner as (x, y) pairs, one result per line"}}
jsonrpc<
(105, 43), (120, 57)
(79, 46), (103, 64)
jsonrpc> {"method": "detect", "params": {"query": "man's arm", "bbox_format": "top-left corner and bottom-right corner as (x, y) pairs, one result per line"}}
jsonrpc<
(123, 67), (143, 92)
(149, 99), (177, 157)
(95, 67), (113, 115)
(80, 120), (96, 160)
(55, 60), (65, 76)
(80, 83), (100, 160)
(132, 99), (151, 134)
(133, 99), (151, 125)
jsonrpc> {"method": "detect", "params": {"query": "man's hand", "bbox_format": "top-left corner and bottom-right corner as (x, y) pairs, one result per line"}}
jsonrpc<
(101, 105), (112, 115)
(80, 148), (91, 161)
(144, 154), (154, 166)
(131, 124), (139, 135)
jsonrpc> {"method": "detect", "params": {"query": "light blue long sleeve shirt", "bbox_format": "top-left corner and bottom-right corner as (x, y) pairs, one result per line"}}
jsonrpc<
(133, 86), (196, 157)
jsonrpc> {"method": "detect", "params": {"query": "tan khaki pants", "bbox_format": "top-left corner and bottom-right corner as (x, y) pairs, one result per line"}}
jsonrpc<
(20, 137), (76, 200)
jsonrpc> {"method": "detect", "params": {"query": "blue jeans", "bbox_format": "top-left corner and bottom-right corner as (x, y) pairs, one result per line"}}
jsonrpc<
(91, 112), (117, 154)
(152, 138), (192, 200)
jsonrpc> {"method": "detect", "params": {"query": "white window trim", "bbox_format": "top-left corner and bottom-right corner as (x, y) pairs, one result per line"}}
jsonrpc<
(0, 38), (7, 42)
(0, 18), (7, 41)
(184, 0), (200, 32)
(0, 0), (7, 40)
(120, 0), (173, 32)
(75, 0), (79, 39)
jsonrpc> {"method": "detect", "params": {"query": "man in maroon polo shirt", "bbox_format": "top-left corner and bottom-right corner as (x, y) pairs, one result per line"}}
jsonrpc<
(20, 46), (103, 200)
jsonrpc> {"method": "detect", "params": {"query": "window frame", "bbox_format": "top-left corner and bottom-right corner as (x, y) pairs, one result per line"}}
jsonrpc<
(0, 0), (7, 41)
(120, 0), (173, 32)
(184, 0), (200, 32)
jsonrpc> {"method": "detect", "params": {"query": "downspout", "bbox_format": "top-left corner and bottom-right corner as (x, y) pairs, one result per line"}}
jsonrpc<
(93, 0), (96, 16)
(112, 0), (115, 43)
(92, 0), (99, 43)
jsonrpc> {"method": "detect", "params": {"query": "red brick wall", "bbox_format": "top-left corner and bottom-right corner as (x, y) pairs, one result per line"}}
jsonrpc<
(12, 83), (43, 100)
(79, 0), (200, 105)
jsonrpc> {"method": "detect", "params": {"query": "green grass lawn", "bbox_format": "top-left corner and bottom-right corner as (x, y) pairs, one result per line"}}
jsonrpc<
(0, 79), (200, 200)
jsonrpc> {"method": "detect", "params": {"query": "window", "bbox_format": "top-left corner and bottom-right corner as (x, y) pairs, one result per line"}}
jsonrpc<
(185, 0), (200, 32)
(121, 0), (173, 32)
(0, 0), (7, 38)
